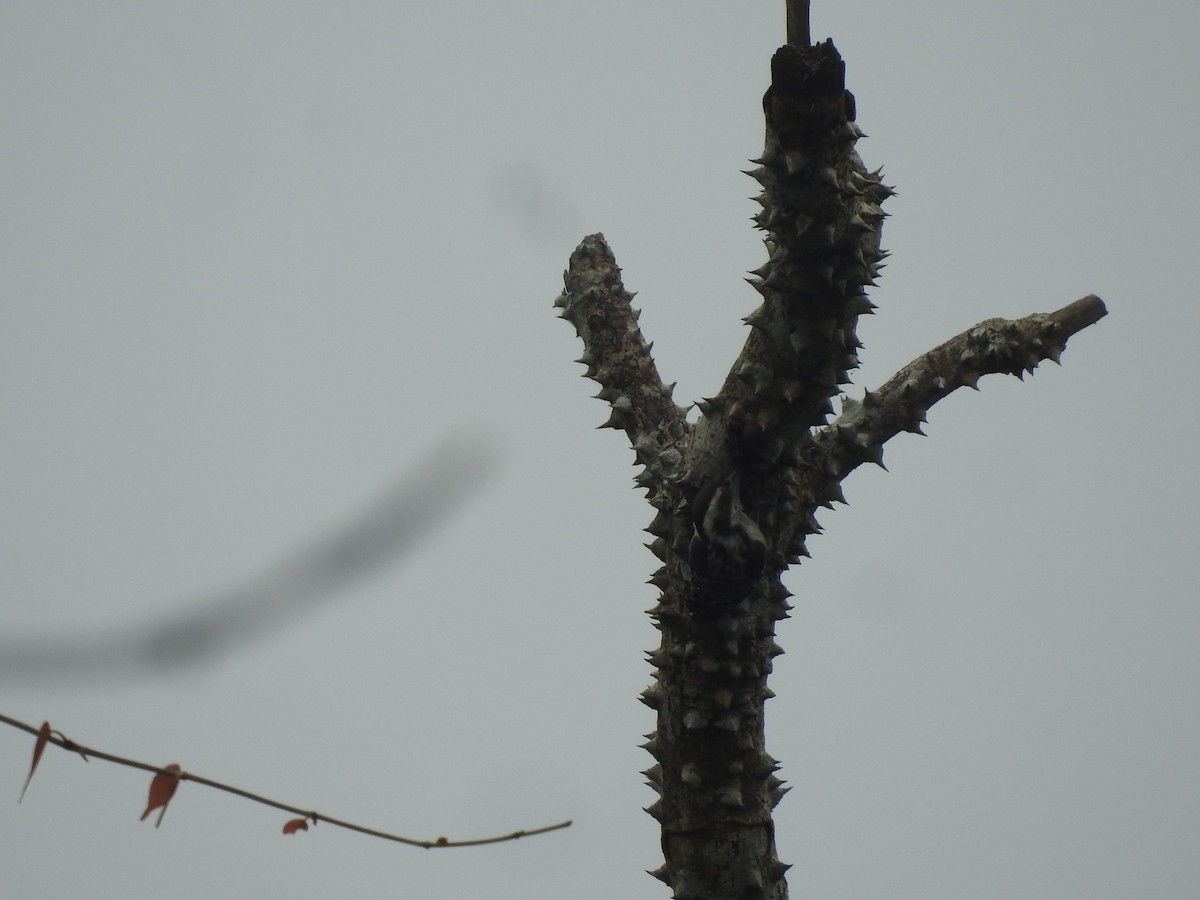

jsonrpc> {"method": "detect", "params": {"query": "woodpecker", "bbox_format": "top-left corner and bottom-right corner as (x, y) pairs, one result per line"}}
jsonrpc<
(687, 473), (768, 612)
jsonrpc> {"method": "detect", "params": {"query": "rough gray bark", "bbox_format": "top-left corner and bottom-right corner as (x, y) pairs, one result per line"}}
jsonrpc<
(555, 8), (1105, 899)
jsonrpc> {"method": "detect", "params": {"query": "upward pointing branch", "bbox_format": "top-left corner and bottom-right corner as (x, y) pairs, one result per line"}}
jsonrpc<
(786, 0), (811, 48)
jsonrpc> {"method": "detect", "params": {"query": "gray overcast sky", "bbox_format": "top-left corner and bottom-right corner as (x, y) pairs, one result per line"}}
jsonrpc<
(3, 2), (1197, 898)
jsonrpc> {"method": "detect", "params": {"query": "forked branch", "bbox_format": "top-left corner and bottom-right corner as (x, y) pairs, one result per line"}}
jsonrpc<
(554, 6), (1108, 899)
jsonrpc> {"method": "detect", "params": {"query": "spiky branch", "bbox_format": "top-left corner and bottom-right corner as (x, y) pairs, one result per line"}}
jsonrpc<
(555, 8), (1105, 899)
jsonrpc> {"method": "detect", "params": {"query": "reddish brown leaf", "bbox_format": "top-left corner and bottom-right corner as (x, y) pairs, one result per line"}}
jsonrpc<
(140, 764), (182, 827)
(18, 721), (52, 803)
(282, 818), (309, 835)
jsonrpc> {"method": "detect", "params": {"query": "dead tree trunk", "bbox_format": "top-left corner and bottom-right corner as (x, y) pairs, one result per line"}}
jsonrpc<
(554, 5), (1105, 898)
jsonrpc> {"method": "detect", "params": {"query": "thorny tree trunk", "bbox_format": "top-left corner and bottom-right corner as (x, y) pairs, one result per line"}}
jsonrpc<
(554, 5), (1105, 899)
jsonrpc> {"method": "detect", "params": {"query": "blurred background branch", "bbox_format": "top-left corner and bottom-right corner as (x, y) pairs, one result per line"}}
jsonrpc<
(1, 433), (498, 682)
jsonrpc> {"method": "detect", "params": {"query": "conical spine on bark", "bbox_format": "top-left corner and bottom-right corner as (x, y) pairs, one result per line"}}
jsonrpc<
(642, 567), (792, 899)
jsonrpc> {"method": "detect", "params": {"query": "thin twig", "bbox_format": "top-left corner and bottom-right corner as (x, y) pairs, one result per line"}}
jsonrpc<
(786, 0), (811, 48)
(1, 712), (570, 849)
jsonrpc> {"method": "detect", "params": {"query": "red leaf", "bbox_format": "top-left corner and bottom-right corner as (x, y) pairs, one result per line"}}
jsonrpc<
(140, 764), (182, 827)
(18, 721), (51, 803)
(282, 818), (309, 835)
